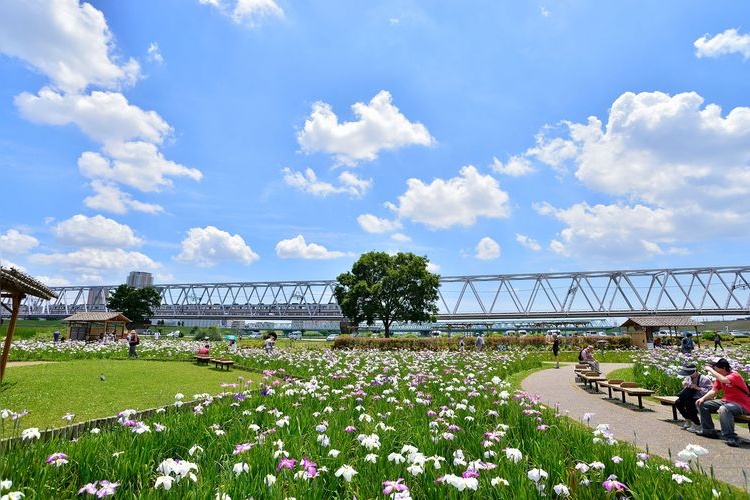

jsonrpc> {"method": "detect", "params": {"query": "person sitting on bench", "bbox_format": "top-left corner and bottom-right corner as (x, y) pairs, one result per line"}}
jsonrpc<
(579, 345), (599, 372)
(675, 363), (712, 432)
(197, 344), (210, 355)
(695, 358), (750, 447)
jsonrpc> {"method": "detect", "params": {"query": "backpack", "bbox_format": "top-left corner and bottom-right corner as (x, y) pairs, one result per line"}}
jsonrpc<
(132, 334), (140, 345)
(681, 337), (693, 351)
(578, 350), (584, 361)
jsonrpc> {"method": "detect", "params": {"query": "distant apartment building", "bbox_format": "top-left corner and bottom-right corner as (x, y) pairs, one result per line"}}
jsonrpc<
(126, 271), (154, 289)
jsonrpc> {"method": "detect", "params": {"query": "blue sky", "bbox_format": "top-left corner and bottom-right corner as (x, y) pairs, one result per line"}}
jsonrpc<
(1, 1), (749, 287)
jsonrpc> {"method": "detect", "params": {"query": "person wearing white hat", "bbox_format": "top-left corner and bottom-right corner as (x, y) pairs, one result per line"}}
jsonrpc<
(675, 363), (711, 432)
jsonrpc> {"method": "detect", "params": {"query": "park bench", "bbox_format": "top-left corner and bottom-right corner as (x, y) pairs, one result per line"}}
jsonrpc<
(615, 382), (654, 410)
(194, 355), (210, 366)
(598, 379), (624, 400)
(654, 395), (680, 420)
(579, 371), (606, 392)
(574, 364), (591, 382)
(210, 358), (234, 370)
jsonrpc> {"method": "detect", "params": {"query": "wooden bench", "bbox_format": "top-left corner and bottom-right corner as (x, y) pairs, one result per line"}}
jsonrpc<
(598, 379), (624, 400)
(210, 358), (234, 370)
(654, 395), (680, 420)
(736, 414), (750, 430)
(580, 372), (606, 392)
(194, 355), (210, 366)
(618, 382), (655, 410)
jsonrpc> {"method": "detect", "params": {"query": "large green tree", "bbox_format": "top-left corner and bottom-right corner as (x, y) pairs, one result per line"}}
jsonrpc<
(334, 251), (440, 338)
(107, 285), (161, 326)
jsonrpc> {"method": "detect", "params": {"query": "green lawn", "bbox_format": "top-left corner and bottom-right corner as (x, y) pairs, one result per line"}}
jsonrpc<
(0, 360), (261, 437)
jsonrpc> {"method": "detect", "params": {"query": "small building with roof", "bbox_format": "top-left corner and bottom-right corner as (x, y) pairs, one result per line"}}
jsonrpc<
(62, 312), (131, 342)
(620, 315), (702, 348)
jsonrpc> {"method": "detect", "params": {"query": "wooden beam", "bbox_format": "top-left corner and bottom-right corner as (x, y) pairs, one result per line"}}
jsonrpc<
(0, 293), (21, 384)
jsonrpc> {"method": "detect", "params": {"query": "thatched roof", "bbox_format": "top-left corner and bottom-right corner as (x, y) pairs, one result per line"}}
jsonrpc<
(63, 312), (131, 323)
(0, 267), (57, 300)
(620, 316), (701, 328)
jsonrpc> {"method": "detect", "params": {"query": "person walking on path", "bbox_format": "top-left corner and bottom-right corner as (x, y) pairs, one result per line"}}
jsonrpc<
(674, 363), (712, 432)
(53, 330), (60, 343)
(680, 333), (695, 355)
(475, 333), (484, 351)
(127, 330), (140, 358)
(695, 357), (750, 447)
(714, 332), (724, 351)
(551, 334), (560, 368)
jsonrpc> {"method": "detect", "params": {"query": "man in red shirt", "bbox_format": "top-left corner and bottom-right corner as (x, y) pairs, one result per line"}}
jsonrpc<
(695, 357), (750, 447)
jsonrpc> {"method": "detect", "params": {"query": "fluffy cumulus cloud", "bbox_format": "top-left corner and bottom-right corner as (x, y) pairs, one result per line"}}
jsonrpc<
(54, 214), (142, 248)
(357, 214), (402, 234)
(28, 248), (158, 276)
(15, 89), (172, 145)
(0, 0), (202, 215)
(297, 90), (435, 165)
(282, 167), (372, 198)
(516, 233), (541, 251)
(198, 0), (284, 26)
(694, 28), (750, 60)
(517, 91), (750, 260)
(475, 237), (501, 260)
(491, 156), (534, 176)
(78, 143), (202, 193)
(386, 165), (511, 229)
(0, 229), (39, 255)
(176, 226), (259, 267)
(275, 235), (350, 259)
(0, 0), (140, 93)
(84, 181), (165, 214)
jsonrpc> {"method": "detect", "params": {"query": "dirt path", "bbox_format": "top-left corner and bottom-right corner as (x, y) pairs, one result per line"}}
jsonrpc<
(5, 361), (53, 367)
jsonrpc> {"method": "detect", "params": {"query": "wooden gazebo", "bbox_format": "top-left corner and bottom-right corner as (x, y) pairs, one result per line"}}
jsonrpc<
(0, 267), (57, 383)
(62, 312), (131, 342)
(620, 316), (702, 349)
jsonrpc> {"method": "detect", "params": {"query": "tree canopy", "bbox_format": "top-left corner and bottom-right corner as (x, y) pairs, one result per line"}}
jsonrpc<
(107, 285), (161, 327)
(334, 251), (440, 338)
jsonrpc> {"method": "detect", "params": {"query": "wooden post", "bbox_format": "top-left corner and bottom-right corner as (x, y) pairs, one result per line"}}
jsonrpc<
(0, 293), (21, 384)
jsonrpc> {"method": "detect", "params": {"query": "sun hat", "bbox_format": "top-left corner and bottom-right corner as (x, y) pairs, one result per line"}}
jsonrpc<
(707, 357), (731, 371)
(677, 363), (697, 376)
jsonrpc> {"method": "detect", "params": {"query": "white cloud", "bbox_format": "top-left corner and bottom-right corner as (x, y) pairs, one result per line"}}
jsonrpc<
(297, 90), (435, 165)
(147, 42), (163, 64)
(79, 142), (202, 193)
(0, 229), (39, 255)
(29, 248), (159, 274)
(491, 155), (534, 176)
(520, 90), (750, 259)
(694, 28), (750, 60)
(0, 0), (140, 93)
(475, 237), (501, 260)
(515, 233), (541, 251)
(275, 235), (350, 259)
(37, 275), (71, 287)
(536, 202), (681, 260)
(84, 181), (165, 214)
(540, 6), (550, 17)
(387, 165), (511, 229)
(54, 214), (142, 248)
(391, 232), (411, 242)
(176, 226), (259, 267)
(15, 88), (172, 145)
(282, 167), (372, 198)
(357, 214), (402, 233)
(426, 261), (440, 274)
(198, 0), (283, 26)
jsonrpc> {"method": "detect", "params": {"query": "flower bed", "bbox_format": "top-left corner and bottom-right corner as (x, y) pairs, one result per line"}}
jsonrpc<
(0, 349), (739, 498)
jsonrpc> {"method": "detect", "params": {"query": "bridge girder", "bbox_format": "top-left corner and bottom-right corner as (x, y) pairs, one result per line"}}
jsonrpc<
(6, 266), (749, 321)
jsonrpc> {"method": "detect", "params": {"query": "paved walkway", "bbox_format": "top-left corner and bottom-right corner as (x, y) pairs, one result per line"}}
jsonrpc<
(522, 363), (750, 491)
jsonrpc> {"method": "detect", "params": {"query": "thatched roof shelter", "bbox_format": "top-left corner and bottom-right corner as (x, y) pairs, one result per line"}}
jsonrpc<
(620, 315), (702, 347)
(63, 312), (131, 342)
(1, 267), (58, 383)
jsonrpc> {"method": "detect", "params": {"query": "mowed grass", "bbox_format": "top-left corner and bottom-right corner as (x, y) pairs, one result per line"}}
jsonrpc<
(0, 360), (261, 437)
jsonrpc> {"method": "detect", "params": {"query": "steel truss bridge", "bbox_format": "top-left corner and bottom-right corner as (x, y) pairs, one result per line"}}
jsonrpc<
(5, 266), (750, 322)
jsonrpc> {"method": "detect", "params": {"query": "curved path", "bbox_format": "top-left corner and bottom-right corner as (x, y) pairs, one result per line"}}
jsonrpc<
(522, 363), (749, 490)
